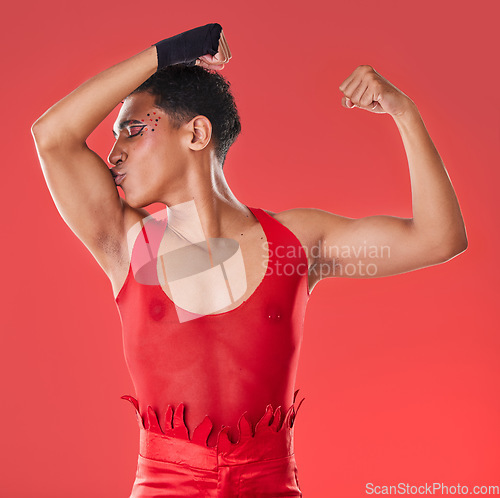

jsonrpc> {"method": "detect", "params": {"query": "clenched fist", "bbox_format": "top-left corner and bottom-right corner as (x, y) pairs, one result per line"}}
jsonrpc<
(339, 65), (414, 117)
(195, 30), (232, 71)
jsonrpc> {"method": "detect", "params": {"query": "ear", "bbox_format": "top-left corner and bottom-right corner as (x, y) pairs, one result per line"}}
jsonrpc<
(187, 116), (212, 152)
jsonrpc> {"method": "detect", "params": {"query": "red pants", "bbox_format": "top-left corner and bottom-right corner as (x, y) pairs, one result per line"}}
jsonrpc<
(121, 390), (305, 497)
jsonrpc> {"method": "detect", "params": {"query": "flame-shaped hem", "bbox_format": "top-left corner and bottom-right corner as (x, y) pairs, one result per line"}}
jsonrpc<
(121, 389), (305, 451)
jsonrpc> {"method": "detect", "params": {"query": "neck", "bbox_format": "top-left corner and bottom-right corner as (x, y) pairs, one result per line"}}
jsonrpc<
(161, 157), (251, 241)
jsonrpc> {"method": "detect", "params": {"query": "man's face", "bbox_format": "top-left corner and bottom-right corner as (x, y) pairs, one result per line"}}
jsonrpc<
(108, 92), (187, 208)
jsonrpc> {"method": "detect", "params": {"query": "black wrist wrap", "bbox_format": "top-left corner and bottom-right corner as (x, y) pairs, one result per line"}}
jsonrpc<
(154, 23), (222, 69)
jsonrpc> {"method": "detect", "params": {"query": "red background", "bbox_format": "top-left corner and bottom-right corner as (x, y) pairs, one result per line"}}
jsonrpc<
(1, 0), (499, 496)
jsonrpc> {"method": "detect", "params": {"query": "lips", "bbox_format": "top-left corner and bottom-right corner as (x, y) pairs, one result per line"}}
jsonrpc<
(114, 173), (126, 186)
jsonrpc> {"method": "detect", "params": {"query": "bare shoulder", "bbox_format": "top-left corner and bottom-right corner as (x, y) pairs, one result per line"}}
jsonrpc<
(264, 207), (352, 238)
(260, 207), (336, 265)
(261, 206), (335, 241)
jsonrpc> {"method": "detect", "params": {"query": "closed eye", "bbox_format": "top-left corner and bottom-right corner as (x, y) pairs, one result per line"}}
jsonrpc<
(127, 125), (147, 137)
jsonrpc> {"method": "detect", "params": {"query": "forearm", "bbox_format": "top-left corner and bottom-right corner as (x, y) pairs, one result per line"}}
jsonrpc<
(32, 46), (157, 148)
(393, 102), (468, 253)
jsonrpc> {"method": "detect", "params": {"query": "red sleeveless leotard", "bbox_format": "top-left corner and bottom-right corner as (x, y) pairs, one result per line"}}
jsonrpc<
(115, 206), (310, 449)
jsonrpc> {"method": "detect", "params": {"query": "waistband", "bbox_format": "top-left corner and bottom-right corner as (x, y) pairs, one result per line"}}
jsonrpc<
(121, 389), (305, 470)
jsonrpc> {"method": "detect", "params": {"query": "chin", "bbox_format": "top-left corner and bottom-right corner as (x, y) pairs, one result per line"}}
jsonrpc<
(124, 191), (153, 210)
(123, 191), (139, 209)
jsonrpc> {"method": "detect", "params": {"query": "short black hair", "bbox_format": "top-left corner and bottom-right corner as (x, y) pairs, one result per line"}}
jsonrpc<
(131, 64), (241, 168)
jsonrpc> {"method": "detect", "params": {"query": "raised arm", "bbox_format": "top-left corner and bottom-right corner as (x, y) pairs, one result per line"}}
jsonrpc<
(31, 24), (229, 278)
(277, 65), (467, 287)
(31, 46), (158, 273)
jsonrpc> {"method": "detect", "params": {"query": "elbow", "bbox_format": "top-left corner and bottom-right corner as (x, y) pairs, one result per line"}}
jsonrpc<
(451, 239), (468, 257)
(31, 118), (69, 153)
(439, 235), (468, 261)
(31, 118), (52, 150)
(451, 224), (469, 256)
(31, 118), (42, 140)
(433, 218), (468, 261)
(31, 115), (50, 138)
(32, 118), (82, 154)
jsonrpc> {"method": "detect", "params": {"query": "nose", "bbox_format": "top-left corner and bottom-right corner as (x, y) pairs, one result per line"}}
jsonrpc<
(108, 141), (127, 166)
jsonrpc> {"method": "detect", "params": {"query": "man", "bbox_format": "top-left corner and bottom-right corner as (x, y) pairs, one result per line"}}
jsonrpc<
(31, 23), (467, 497)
